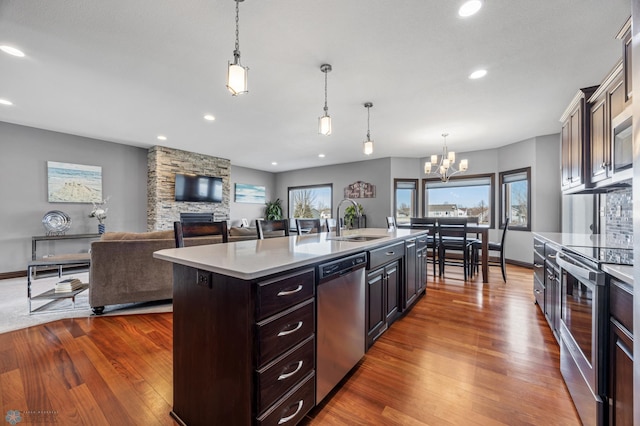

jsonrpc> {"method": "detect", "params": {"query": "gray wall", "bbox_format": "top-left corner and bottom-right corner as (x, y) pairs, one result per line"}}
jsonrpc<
(0, 121), (148, 273)
(230, 165), (276, 226)
(275, 158), (393, 229)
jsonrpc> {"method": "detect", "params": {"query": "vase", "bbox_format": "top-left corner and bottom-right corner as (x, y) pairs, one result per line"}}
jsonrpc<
(98, 223), (105, 234)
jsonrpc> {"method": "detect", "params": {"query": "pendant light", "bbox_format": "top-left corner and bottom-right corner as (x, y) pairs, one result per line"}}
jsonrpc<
(363, 102), (374, 155)
(318, 64), (332, 135)
(226, 0), (248, 96)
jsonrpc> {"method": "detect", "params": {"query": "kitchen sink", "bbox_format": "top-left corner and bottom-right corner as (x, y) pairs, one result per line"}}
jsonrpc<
(327, 235), (387, 242)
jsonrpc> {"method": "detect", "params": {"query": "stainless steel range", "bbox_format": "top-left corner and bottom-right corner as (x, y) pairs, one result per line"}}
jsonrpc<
(555, 243), (632, 426)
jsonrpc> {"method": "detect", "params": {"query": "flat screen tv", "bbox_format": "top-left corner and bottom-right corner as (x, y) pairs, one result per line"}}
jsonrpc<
(174, 173), (223, 203)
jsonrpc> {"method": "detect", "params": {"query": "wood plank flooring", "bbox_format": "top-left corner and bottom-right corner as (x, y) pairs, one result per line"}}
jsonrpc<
(0, 265), (580, 425)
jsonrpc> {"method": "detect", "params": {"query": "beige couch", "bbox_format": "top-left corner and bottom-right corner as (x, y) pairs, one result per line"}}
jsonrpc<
(89, 228), (258, 314)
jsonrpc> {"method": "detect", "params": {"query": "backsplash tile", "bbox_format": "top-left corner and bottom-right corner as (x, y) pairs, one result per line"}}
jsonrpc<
(604, 187), (633, 245)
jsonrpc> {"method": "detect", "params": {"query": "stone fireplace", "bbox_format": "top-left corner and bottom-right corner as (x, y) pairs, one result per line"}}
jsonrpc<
(147, 146), (230, 231)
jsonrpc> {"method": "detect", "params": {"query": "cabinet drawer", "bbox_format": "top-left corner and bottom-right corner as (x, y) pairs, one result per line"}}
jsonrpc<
(368, 241), (404, 270)
(610, 278), (633, 333)
(257, 268), (315, 321)
(533, 251), (545, 284)
(533, 238), (545, 257)
(533, 275), (545, 309)
(545, 243), (559, 268)
(257, 299), (315, 368)
(256, 336), (315, 414)
(256, 372), (315, 426)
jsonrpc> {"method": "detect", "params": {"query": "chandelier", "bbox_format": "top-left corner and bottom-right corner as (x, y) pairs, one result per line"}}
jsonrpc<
(226, 0), (248, 96)
(318, 64), (332, 135)
(424, 133), (468, 182)
(363, 102), (373, 155)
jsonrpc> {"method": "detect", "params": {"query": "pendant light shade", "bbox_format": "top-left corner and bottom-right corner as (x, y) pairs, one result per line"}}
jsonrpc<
(226, 0), (248, 96)
(318, 64), (332, 135)
(363, 102), (374, 155)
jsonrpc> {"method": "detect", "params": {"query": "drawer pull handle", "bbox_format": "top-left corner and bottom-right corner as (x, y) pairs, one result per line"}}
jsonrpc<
(534, 263), (543, 268)
(277, 285), (303, 297)
(386, 251), (395, 256)
(534, 244), (544, 248)
(278, 321), (303, 337)
(278, 400), (303, 424)
(547, 254), (556, 259)
(278, 361), (303, 380)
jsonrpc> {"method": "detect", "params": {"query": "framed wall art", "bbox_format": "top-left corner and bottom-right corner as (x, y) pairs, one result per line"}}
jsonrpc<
(234, 183), (266, 204)
(47, 161), (103, 203)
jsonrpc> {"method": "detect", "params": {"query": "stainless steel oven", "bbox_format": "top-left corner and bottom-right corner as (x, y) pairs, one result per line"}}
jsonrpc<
(556, 251), (606, 426)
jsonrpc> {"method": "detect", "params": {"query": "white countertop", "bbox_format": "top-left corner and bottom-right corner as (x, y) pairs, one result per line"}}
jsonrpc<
(154, 228), (428, 280)
(601, 264), (634, 285)
(533, 232), (633, 250)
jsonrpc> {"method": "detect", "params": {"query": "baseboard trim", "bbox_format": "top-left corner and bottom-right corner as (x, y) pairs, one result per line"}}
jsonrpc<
(0, 270), (26, 280)
(507, 259), (532, 269)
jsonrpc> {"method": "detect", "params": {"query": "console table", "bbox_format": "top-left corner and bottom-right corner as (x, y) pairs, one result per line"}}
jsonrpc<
(27, 255), (91, 314)
(32, 233), (101, 260)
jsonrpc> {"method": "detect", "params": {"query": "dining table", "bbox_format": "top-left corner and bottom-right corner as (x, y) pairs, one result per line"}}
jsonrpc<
(466, 224), (490, 283)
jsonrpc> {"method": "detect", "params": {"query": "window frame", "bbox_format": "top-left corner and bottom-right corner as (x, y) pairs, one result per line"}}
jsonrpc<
(422, 173), (495, 228)
(393, 178), (418, 227)
(499, 167), (531, 231)
(287, 183), (333, 220)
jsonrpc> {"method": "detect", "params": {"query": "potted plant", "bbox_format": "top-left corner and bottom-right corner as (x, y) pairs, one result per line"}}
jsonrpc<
(264, 199), (283, 220)
(344, 203), (364, 228)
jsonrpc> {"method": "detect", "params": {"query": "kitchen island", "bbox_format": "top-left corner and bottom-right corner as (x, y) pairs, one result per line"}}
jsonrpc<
(154, 227), (428, 426)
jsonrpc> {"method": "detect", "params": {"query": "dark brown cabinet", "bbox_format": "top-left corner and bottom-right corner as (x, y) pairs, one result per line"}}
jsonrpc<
(532, 238), (560, 343)
(171, 264), (316, 426)
(366, 241), (403, 349)
(560, 86), (598, 193)
(403, 236), (427, 311)
(608, 277), (633, 426)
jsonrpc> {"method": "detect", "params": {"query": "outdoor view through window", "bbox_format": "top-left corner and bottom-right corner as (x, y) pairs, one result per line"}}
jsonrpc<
(288, 185), (333, 219)
(423, 176), (493, 224)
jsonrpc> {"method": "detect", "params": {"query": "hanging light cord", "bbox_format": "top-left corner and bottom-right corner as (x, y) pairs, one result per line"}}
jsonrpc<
(323, 70), (329, 114)
(366, 106), (371, 140)
(234, 0), (241, 61)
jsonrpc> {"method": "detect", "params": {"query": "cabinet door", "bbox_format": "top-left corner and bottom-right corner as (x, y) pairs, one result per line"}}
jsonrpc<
(561, 120), (572, 188)
(366, 268), (386, 348)
(609, 320), (633, 426)
(385, 262), (400, 324)
(569, 106), (583, 186)
(589, 92), (609, 184)
(404, 240), (417, 310)
(416, 245), (427, 294)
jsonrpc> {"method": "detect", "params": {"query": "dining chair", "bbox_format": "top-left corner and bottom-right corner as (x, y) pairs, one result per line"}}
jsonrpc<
(473, 218), (509, 282)
(437, 218), (473, 280)
(256, 219), (290, 239)
(409, 217), (438, 276)
(386, 216), (397, 229)
(174, 220), (228, 248)
(325, 218), (337, 232)
(296, 218), (322, 235)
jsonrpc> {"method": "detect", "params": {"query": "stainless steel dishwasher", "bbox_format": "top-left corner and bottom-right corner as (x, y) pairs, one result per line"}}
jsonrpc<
(316, 252), (367, 403)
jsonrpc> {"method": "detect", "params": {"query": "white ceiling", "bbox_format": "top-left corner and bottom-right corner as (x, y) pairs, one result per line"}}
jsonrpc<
(0, 0), (631, 172)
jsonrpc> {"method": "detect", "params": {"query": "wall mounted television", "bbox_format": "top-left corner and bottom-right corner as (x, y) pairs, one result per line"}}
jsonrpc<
(174, 173), (223, 203)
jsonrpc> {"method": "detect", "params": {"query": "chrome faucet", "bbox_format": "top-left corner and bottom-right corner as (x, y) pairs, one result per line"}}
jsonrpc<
(335, 198), (360, 237)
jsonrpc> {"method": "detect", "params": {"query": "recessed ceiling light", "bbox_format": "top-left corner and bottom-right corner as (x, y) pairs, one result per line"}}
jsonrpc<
(318, 154), (325, 158)
(469, 69), (487, 79)
(0, 99), (13, 106)
(157, 135), (167, 141)
(458, 0), (482, 17)
(204, 114), (215, 121)
(271, 162), (278, 166)
(0, 45), (25, 57)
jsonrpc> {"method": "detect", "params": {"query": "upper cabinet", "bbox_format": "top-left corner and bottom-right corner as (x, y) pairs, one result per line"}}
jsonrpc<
(560, 86), (597, 193)
(560, 16), (633, 194)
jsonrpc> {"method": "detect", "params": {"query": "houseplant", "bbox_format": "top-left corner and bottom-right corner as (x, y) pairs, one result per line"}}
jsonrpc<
(343, 203), (364, 228)
(264, 199), (283, 220)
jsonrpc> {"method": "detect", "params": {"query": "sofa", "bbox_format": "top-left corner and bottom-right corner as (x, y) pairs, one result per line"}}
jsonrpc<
(89, 228), (258, 314)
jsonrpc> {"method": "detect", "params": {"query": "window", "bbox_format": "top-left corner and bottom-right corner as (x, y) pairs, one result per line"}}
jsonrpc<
(423, 174), (494, 227)
(394, 179), (418, 226)
(500, 167), (531, 231)
(288, 184), (333, 219)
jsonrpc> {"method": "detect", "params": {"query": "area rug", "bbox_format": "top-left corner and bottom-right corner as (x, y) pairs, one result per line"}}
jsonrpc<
(0, 271), (172, 334)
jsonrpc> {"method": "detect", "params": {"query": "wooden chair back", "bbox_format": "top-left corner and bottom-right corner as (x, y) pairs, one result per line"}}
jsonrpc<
(256, 219), (290, 239)
(325, 218), (337, 232)
(174, 220), (228, 248)
(295, 219), (322, 235)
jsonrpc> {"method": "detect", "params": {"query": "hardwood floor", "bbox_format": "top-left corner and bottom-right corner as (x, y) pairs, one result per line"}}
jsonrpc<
(0, 265), (580, 425)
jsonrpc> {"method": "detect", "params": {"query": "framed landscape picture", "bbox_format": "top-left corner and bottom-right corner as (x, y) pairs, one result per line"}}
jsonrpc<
(234, 183), (266, 204)
(47, 161), (103, 203)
